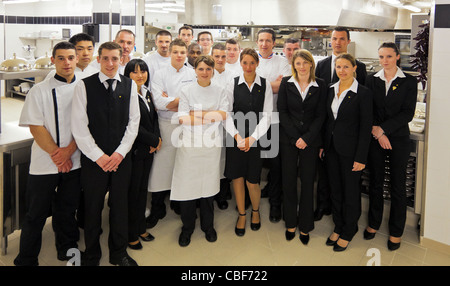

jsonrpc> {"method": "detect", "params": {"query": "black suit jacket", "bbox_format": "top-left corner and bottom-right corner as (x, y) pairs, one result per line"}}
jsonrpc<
(132, 90), (161, 158)
(315, 56), (367, 86)
(365, 72), (417, 138)
(278, 76), (327, 147)
(324, 83), (373, 164)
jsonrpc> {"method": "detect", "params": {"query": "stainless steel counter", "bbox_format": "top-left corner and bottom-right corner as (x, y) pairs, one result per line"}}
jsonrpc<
(0, 122), (33, 255)
(0, 69), (52, 81)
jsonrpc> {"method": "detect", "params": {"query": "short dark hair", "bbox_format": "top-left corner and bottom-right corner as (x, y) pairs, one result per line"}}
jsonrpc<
(179, 25), (193, 34)
(333, 26), (350, 40)
(156, 30), (172, 40)
(284, 38), (300, 46)
(169, 38), (187, 52)
(124, 59), (150, 87)
(188, 42), (200, 51)
(98, 41), (123, 57)
(257, 28), (276, 42)
(52, 41), (76, 58)
(194, 55), (215, 69)
(379, 42), (401, 66)
(240, 48), (259, 63)
(212, 43), (226, 53)
(197, 31), (213, 42)
(69, 33), (94, 46)
(226, 38), (239, 46)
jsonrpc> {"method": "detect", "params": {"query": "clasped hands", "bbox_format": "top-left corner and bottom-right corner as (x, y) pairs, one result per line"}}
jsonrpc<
(234, 133), (256, 152)
(96, 152), (124, 172)
(50, 146), (73, 173)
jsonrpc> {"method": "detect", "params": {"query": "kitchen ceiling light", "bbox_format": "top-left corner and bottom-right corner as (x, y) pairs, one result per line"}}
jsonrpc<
(403, 4), (422, 12)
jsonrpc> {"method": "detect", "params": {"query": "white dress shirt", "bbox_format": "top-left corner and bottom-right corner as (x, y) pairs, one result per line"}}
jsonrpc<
(71, 71), (140, 162)
(150, 64), (196, 120)
(330, 78), (359, 119)
(19, 75), (81, 175)
(373, 67), (406, 95)
(287, 77), (319, 101)
(224, 73), (273, 141)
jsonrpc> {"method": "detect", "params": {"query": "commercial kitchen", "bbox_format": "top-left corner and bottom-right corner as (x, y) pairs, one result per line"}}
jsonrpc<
(0, 0), (449, 267)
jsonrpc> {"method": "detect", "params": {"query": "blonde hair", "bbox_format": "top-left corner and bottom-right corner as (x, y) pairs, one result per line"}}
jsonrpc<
(291, 49), (316, 83)
(335, 53), (357, 78)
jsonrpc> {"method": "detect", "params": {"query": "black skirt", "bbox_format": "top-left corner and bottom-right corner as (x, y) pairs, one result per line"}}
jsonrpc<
(224, 142), (263, 184)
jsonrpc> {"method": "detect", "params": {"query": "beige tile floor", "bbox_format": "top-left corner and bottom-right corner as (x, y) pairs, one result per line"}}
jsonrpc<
(1, 96), (449, 267)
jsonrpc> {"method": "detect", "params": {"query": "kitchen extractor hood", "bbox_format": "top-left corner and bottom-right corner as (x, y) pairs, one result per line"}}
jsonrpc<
(185, 0), (398, 29)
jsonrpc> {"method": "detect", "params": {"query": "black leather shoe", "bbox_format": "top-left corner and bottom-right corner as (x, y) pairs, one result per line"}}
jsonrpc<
(110, 254), (138, 266)
(217, 200), (228, 210)
(235, 213), (246, 236)
(205, 229), (217, 243)
(128, 241), (143, 250)
(333, 242), (348, 252)
(326, 237), (338, 246)
(269, 206), (281, 223)
(57, 250), (84, 261)
(146, 215), (159, 229)
(178, 232), (192, 247)
(299, 233), (310, 245)
(387, 239), (401, 251)
(251, 209), (261, 231)
(363, 229), (376, 240)
(314, 208), (331, 221)
(139, 232), (155, 242)
(285, 230), (295, 241)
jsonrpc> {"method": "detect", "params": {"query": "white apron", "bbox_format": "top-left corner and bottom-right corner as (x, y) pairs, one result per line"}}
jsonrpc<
(147, 118), (180, 192)
(170, 124), (222, 201)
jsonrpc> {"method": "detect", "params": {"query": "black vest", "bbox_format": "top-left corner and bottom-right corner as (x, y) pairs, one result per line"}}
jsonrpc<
(83, 73), (132, 155)
(232, 76), (266, 138)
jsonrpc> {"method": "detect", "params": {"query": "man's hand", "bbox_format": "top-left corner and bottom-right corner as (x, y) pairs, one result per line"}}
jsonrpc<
(103, 152), (124, 172)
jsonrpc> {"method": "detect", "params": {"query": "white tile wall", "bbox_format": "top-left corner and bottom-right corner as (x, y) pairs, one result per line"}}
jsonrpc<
(423, 1), (450, 246)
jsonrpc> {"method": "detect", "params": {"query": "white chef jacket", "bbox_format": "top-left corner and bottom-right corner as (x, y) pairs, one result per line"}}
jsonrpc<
(211, 68), (236, 89)
(150, 64), (196, 121)
(256, 53), (291, 123)
(45, 65), (99, 81)
(224, 73), (273, 141)
(143, 52), (171, 89)
(330, 78), (359, 119)
(19, 75), (81, 175)
(71, 71), (140, 162)
(225, 61), (242, 76)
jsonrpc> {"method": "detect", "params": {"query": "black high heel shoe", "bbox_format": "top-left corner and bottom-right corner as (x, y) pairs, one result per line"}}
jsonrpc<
(326, 234), (339, 246)
(139, 232), (155, 242)
(333, 239), (349, 252)
(387, 238), (401, 251)
(251, 209), (261, 231)
(285, 230), (295, 241)
(235, 212), (246, 236)
(299, 232), (310, 245)
(363, 229), (376, 240)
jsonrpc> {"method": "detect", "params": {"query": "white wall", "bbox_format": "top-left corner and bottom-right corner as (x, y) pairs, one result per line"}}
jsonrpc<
(350, 31), (395, 58)
(422, 0), (450, 246)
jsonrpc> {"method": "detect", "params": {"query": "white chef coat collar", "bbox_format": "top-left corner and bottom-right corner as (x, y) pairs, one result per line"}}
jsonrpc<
(237, 73), (262, 87)
(169, 64), (187, 73)
(98, 71), (122, 83)
(331, 78), (359, 94)
(374, 67), (406, 81)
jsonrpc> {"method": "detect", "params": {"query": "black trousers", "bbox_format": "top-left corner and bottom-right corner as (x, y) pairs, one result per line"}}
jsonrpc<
(315, 159), (331, 211)
(179, 197), (215, 234)
(367, 136), (411, 237)
(149, 190), (169, 218)
(14, 169), (81, 266)
(326, 143), (362, 242)
(81, 154), (131, 262)
(280, 143), (318, 233)
(262, 124), (282, 208)
(128, 155), (153, 242)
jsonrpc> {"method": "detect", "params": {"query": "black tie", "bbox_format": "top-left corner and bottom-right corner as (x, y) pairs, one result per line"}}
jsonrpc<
(107, 79), (115, 95)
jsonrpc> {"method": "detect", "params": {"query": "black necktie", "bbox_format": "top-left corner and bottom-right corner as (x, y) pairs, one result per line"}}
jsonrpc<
(106, 79), (115, 95)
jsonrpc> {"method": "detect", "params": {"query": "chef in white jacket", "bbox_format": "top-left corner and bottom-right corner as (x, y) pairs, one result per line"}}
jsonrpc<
(146, 38), (196, 228)
(171, 55), (228, 247)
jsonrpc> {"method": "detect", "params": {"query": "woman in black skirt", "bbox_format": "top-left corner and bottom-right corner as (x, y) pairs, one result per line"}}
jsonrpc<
(224, 48), (273, 237)
(124, 59), (162, 249)
(278, 49), (327, 244)
(364, 42), (417, 251)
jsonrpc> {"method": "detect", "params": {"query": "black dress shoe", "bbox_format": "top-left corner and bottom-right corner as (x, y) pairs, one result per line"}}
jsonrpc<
(314, 208), (331, 221)
(110, 254), (138, 266)
(139, 233), (155, 242)
(269, 206), (281, 223)
(178, 231), (192, 247)
(235, 213), (246, 236)
(146, 215), (159, 229)
(387, 239), (401, 251)
(299, 233), (310, 245)
(217, 200), (228, 210)
(326, 237), (338, 246)
(285, 230), (295, 241)
(363, 229), (376, 240)
(57, 250), (84, 261)
(205, 229), (217, 243)
(333, 242), (348, 252)
(251, 209), (261, 231)
(128, 241), (143, 250)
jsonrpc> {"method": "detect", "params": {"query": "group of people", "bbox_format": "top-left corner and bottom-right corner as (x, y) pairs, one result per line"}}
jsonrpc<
(14, 24), (417, 266)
